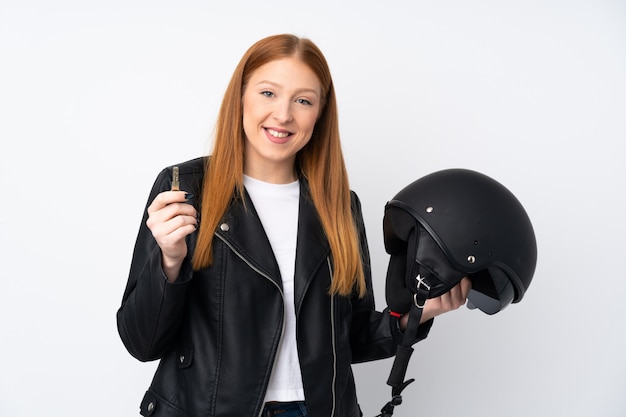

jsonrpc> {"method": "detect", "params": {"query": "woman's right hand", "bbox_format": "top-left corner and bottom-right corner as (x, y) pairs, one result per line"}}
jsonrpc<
(146, 191), (198, 282)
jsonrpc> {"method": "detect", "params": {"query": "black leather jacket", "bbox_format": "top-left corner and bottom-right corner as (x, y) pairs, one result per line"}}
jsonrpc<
(117, 157), (432, 417)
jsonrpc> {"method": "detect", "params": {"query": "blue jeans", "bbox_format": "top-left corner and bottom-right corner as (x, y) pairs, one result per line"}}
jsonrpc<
(261, 401), (308, 417)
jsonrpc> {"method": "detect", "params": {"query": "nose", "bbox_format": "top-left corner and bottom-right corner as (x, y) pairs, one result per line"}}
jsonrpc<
(272, 99), (293, 123)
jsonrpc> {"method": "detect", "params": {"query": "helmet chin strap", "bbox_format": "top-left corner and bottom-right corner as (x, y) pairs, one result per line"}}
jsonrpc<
(377, 228), (432, 417)
(377, 277), (431, 417)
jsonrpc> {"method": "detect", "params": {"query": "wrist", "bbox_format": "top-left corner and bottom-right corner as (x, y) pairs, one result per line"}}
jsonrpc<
(162, 254), (184, 283)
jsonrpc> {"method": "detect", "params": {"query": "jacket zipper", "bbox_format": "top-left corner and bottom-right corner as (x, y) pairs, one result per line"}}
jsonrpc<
(215, 233), (286, 417)
(216, 234), (337, 416)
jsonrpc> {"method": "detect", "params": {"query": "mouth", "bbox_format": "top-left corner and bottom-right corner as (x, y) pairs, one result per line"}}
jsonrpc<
(264, 127), (292, 143)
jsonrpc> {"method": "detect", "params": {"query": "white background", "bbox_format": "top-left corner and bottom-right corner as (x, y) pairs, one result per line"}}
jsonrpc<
(1, 1), (625, 416)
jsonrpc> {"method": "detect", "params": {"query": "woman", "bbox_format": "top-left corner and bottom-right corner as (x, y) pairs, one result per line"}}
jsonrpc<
(117, 34), (470, 417)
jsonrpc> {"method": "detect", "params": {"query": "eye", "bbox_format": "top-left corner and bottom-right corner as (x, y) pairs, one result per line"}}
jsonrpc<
(296, 98), (312, 106)
(261, 90), (274, 98)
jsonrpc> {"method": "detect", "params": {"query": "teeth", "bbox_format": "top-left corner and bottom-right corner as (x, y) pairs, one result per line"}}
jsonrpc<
(267, 128), (289, 139)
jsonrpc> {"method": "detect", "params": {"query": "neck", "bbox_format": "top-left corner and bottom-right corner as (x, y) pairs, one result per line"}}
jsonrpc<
(243, 161), (298, 184)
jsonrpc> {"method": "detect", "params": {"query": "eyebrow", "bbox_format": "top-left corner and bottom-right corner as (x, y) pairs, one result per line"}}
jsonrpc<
(255, 80), (320, 97)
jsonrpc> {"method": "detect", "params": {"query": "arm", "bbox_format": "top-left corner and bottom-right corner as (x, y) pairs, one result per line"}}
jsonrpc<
(348, 191), (433, 363)
(116, 167), (198, 361)
(348, 192), (470, 362)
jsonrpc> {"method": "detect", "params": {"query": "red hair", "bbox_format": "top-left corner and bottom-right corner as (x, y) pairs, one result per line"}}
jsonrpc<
(192, 34), (365, 297)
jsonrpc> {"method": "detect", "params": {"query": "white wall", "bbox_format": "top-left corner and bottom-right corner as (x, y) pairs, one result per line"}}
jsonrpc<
(1, 1), (624, 416)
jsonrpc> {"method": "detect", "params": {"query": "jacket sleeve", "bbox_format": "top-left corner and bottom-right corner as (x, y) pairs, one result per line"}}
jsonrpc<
(348, 191), (433, 364)
(116, 166), (194, 362)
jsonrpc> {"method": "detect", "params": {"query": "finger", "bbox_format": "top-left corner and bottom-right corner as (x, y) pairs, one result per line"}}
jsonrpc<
(160, 222), (197, 246)
(460, 276), (472, 298)
(147, 202), (197, 229)
(451, 281), (469, 308)
(431, 292), (452, 312)
(440, 282), (465, 310)
(148, 191), (190, 213)
(440, 283), (460, 307)
(165, 202), (197, 219)
(157, 223), (195, 262)
(155, 214), (198, 238)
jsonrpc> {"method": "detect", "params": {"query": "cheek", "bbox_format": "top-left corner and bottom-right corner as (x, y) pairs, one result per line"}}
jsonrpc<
(242, 96), (251, 122)
(242, 98), (258, 133)
(303, 112), (320, 133)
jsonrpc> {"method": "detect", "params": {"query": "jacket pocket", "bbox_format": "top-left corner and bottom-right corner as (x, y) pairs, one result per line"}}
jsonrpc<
(140, 390), (189, 417)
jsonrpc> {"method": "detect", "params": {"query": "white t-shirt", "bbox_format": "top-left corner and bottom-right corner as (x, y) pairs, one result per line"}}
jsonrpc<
(243, 175), (305, 402)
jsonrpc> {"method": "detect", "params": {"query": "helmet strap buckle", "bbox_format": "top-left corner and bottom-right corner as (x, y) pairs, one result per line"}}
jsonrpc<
(413, 274), (430, 309)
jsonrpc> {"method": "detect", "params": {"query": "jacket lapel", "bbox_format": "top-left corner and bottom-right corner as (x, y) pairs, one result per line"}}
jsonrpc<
(218, 191), (282, 289)
(216, 182), (331, 302)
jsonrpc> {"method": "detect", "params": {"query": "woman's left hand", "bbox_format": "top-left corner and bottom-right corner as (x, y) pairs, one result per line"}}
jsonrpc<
(400, 276), (472, 329)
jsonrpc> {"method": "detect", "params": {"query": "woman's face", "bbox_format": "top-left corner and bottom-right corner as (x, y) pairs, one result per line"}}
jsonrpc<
(242, 57), (322, 183)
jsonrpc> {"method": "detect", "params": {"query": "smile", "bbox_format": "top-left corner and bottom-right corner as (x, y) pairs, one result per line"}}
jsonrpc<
(266, 128), (291, 139)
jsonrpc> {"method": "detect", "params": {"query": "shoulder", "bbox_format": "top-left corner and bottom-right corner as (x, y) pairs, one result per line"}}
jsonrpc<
(151, 157), (207, 195)
(350, 190), (363, 213)
(166, 156), (207, 176)
(160, 156), (208, 186)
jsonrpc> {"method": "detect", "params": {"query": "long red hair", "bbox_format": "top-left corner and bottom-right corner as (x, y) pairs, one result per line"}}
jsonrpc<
(192, 34), (365, 297)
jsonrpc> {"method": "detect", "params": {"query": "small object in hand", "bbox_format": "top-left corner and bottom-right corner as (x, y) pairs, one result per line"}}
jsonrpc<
(171, 166), (180, 191)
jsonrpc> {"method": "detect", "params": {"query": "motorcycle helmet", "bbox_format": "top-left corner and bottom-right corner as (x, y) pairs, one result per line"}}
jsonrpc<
(384, 169), (537, 315)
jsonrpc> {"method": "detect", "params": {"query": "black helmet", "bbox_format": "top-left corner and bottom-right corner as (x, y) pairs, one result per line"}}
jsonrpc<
(384, 169), (537, 315)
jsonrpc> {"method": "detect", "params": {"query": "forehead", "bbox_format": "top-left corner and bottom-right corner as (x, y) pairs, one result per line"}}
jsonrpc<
(247, 58), (321, 92)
